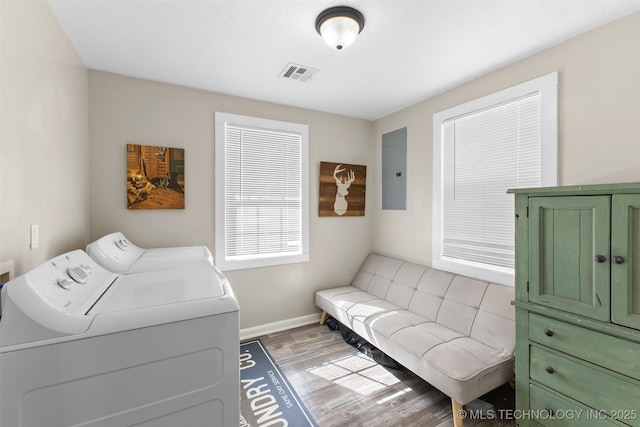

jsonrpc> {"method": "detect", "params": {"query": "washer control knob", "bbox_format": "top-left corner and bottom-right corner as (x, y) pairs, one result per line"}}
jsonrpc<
(68, 266), (89, 284)
(57, 278), (74, 290)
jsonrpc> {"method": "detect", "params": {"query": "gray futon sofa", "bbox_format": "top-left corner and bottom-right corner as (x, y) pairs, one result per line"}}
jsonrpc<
(315, 254), (515, 427)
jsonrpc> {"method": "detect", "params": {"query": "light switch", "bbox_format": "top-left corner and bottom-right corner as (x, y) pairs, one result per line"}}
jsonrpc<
(30, 224), (39, 250)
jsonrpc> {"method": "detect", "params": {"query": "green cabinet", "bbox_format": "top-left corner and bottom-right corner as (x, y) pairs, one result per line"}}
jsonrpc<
(611, 194), (640, 330)
(528, 195), (611, 321)
(510, 183), (640, 427)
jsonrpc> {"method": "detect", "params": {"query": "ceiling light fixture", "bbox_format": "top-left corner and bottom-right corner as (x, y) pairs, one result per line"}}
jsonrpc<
(315, 6), (365, 50)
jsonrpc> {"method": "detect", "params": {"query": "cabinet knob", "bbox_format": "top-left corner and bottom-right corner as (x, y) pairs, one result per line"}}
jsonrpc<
(594, 254), (606, 263)
(612, 256), (625, 264)
(544, 329), (554, 337)
(545, 366), (555, 374)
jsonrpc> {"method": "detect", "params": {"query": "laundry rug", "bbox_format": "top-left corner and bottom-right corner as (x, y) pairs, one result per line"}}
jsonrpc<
(240, 339), (318, 427)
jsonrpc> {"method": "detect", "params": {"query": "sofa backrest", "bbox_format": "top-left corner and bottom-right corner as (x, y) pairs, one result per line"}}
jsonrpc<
(470, 283), (516, 354)
(435, 275), (489, 336)
(352, 254), (515, 354)
(409, 268), (456, 321)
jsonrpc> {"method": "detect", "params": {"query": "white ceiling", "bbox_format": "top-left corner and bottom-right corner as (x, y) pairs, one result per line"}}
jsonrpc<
(48, 0), (640, 121)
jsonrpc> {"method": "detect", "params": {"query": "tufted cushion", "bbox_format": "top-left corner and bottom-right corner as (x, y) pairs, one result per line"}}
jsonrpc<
(352, 271), (374, 291)
(470, 283), (517, 354)
(436, 276), (489, 336)
(407, 268), (455, 320)
(394, 262), (428, 287)
(360, 254), (385, 274)
(367, 276), (392, 299)
(375, 257), (404, 280)
(366, 309), (427, 338)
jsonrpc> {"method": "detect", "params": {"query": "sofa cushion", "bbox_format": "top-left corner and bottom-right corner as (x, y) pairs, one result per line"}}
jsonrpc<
(385, 281), (416, 309)
(417, 268), (455, 297)
(318, 288), (376, 313)
(347, 299), (398, 323)
(424, 337), (512, 381)
(367, 276), (392, 299)
(436, 276), (489, 336)
(366, 309), (427, 338)
(470, 283), (517, 354)
(360, 254), (386, 274)
(392, 322), (463, 357)
(408, 291), (444, 322)
(375, 257), (404, 280)
(381, 260), (427, 310)
(407, 268), (455, 320)
(353, 270), (374, 291)
(445, 275), (489, 306)
(394, 262), (428, 287)
(314, 286), (357, 302)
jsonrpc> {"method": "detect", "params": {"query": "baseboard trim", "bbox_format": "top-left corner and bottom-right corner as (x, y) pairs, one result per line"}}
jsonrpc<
(240, 312), (321, 341)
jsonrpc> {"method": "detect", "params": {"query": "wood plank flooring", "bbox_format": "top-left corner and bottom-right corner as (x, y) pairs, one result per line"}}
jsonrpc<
(256, 323), (516, 427)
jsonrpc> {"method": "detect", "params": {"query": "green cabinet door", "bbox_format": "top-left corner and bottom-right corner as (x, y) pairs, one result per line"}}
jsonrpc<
(529, 196), (611, 321)
(611, 194), (640, 329)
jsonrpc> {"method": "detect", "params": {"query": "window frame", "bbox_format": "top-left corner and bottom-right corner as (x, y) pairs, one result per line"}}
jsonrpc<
(215, 112), (310, 271)
(432, 72), (558, 286)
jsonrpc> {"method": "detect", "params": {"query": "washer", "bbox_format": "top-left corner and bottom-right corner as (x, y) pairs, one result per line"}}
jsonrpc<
(0, 250), (239, 427)
(86, 232), (213, 273)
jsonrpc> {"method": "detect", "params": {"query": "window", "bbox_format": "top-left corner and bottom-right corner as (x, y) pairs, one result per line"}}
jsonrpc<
(432, 72), (557, 285)
(215, 112), (309, 271)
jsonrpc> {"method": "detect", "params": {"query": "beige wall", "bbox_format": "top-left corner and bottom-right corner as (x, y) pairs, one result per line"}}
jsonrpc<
(0, 0), (88, 275)
(373, 12), (640, 265)
(88, 71), (374, 329)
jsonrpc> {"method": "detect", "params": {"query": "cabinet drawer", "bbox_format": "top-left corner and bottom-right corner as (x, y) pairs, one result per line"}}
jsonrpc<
(530, 385), (619, 427)
(529, 313), (640, 381)
(530, 346), (640, 426)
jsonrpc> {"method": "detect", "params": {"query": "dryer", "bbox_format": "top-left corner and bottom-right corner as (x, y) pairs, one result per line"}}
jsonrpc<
(0, 250), (239, 427)
(86, 232), (213, 273)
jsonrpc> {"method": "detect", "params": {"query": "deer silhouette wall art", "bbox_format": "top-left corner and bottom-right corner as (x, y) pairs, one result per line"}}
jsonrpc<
(319, 161), (366, 217)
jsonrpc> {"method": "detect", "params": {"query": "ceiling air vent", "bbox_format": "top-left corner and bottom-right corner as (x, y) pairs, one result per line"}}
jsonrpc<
(279, 63), (318, 82)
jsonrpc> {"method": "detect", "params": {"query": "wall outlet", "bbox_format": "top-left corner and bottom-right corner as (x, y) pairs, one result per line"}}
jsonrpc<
(30, 224), (39, 250)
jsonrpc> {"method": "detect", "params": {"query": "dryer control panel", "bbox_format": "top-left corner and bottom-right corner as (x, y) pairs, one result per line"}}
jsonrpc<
(8, 250), (117, 316)
(0, 250), (119, 346)
(86, 232), (146, 273)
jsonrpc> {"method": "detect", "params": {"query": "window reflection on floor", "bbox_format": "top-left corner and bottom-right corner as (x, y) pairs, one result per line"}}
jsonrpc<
(308, 353), (403, 397)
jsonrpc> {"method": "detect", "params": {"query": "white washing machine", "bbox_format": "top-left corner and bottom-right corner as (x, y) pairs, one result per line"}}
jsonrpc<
(86, 232), (213, 273)
(0, 250), (239, 427)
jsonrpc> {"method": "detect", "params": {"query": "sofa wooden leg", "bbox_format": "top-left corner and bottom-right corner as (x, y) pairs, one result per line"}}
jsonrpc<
(452, 399), (464, 427)
(319, 310), (328, 325)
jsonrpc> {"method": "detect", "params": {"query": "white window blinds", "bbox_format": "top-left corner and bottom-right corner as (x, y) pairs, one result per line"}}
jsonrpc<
(433, 72), (557, 285)
(225, 124), (302, 259)
(215, 113), (309, 271)
(441, 93), (541, 270)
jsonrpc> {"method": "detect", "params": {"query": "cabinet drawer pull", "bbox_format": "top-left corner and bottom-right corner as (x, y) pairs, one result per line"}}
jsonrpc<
(612, 256), (625, 264)
(544, 329), (554, 337)
(545, 366), (555, 374)
(594, 254), (606, 263)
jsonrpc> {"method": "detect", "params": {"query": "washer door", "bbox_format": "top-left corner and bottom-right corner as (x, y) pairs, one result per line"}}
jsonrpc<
(88, 262), (224, 314)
